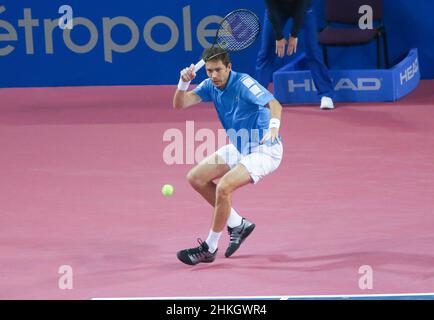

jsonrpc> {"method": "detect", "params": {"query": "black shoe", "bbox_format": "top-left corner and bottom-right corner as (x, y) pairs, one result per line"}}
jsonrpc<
(177, 239), (217, 265)
(225, 218), (256, 258)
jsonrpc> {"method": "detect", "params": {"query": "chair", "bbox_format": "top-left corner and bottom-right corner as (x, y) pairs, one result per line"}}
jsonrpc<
(318, 0), (389, 69)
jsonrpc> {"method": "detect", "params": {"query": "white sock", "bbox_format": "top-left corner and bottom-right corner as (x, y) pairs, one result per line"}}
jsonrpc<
(227, 208), (243, 228)
(205, 230), (221, 253)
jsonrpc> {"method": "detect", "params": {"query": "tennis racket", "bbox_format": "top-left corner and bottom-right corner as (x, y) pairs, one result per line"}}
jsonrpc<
(194, 9), (261, 72)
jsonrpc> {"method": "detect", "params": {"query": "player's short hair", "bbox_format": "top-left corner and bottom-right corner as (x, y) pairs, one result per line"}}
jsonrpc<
(202, 47), (231, 66)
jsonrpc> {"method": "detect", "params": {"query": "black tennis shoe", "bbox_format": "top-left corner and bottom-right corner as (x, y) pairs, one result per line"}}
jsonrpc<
(177, 239), (217, 265)
(225, 218), (256, 258)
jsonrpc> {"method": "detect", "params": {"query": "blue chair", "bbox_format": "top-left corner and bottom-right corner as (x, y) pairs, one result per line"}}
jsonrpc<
(318, 0), (389, 69)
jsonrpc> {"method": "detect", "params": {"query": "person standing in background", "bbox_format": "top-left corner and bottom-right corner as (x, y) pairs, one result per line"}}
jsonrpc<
(256, 0), (335, 109)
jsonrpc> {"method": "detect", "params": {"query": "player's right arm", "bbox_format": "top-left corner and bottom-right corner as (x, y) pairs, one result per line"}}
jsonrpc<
(173, 64), (202, 109)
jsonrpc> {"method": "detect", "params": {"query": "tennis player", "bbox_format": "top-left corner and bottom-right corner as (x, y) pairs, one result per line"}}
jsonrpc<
(173, 47), (284, 265)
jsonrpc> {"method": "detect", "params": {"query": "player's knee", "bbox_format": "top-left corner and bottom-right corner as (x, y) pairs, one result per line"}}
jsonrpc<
(187, 169), (205, 189)
(216, 180), (232, 198)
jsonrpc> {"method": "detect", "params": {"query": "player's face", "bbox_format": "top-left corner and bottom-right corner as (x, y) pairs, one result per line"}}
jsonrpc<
(205, 60), (232, 89)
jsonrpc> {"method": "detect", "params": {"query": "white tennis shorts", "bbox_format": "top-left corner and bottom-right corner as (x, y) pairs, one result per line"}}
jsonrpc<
(216, 139), (284, 184)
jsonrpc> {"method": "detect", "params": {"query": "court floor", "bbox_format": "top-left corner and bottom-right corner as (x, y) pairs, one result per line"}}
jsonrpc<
(0, 81), (433, 299)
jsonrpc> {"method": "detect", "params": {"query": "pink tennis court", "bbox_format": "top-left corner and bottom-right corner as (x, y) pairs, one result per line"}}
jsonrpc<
(1, 81), (433, 300)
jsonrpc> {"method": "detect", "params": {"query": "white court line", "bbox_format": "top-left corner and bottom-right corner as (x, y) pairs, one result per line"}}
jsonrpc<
(92, 293), (434, 300)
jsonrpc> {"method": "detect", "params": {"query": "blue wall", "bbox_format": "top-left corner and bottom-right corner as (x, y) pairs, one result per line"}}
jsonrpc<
(0, 0), (433, 88)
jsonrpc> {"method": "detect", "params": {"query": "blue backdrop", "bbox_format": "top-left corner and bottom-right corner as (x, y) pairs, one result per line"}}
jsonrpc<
(0, 0), (433, 87)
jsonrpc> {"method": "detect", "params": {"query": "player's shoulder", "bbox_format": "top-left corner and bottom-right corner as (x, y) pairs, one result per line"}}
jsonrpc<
(196, 78), (211, 89)
(235, 72), (270, 97)
(232, 72), (258, 90)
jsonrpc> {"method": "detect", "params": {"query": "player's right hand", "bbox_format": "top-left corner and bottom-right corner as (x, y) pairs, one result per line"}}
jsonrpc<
(180, 64), (196, 82)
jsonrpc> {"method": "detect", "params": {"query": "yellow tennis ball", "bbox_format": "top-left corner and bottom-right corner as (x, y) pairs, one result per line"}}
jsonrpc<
(161, 184), (174, 196)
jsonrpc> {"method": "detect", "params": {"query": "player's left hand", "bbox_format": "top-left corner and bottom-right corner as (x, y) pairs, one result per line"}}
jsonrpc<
(287, 36), (298, 56)
(261, 128), (280, 144)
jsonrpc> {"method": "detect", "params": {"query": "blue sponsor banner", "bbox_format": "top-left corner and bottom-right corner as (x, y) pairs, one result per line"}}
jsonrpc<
(0, 0), (265, 87)
(273, 49), (420, 104)
(392, 49), (421, 99)
(0, 0), (432, 88)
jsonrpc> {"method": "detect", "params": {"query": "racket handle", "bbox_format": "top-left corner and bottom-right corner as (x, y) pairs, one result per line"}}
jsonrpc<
(194, 59), (206, 72)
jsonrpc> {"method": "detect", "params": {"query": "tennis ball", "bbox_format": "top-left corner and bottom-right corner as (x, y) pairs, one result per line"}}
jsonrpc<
(161, 184), (174, 197)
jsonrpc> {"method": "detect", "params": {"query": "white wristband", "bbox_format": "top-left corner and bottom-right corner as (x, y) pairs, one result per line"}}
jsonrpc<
(269, 118), (280, 129)
(177, 78), (191, 91)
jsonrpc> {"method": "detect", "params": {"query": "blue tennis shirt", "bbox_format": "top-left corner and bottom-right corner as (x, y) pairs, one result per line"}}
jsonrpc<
(193, 70), (276, 154)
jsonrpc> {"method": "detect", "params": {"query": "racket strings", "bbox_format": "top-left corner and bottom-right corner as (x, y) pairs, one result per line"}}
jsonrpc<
(216, 10), (260, 52)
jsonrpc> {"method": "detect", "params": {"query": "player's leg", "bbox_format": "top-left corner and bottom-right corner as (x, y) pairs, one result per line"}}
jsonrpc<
(186, 152), (230, 207)
(177, 145), (245, 265)
(177, 141), (283, 265)
(187, 144), (244, 224)
(223, 140), (284, 257)
(199, 164), (253, 259)
(212, 164), (253, 233)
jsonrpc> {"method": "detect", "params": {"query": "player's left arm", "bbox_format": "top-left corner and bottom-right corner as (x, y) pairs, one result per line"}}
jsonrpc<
(239, 76), (282, 144)
(261, 99), (282, 144)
